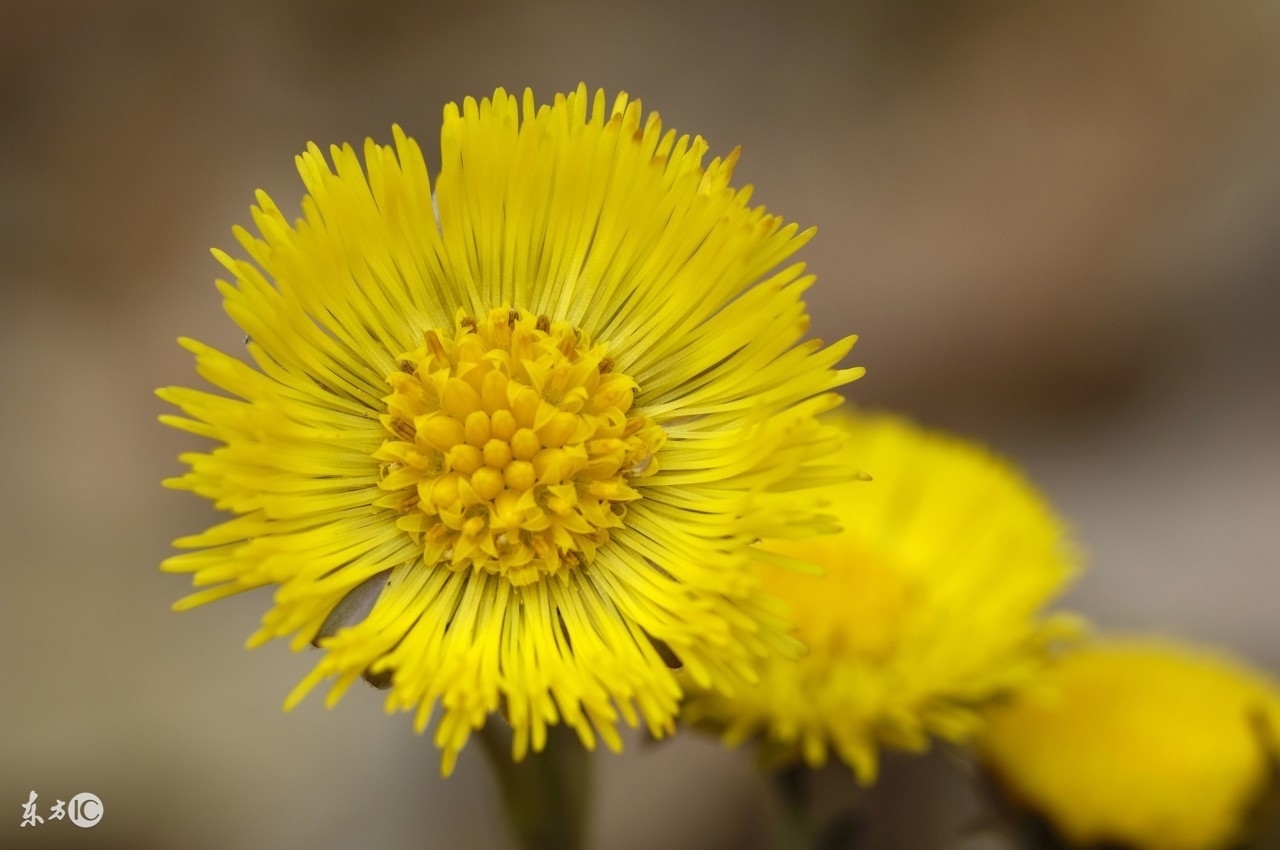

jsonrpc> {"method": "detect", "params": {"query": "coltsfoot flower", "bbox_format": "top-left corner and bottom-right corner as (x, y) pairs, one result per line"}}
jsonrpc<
(158, 85), (861, 774)
(979, 639), (1280, 850)
(681, 411), (1080, 783)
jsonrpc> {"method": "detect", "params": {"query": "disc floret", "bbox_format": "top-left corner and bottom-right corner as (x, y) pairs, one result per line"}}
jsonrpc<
(374, 307), (664, 586)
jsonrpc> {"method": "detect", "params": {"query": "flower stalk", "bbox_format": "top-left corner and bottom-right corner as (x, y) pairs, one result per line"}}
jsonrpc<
(479, 720), (592, 850)
(770, 765), (866, 850)
(772, 766), (816, 850)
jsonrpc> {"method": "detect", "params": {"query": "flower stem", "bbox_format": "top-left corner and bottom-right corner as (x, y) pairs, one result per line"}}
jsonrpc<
(477, 720), (592, 850)
(772, 765), (816, 850)
(771, 765), (866, 850)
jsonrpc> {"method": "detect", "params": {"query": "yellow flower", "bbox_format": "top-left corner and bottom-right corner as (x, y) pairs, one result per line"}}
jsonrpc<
(158, 85), (861, 775)
(979, 639), (1280, 850)
(681, 411), (1080, 783)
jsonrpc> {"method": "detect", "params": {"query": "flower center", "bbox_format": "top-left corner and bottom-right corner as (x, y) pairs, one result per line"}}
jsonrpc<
(760, 539), (915, 662)
(374, 308), (664, 586)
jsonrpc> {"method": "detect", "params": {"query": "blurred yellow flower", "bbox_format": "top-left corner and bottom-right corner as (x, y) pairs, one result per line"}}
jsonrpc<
(158, 85), (861, 775)
(979, 639), (1280, 850)
(681, 411), (1080, 783)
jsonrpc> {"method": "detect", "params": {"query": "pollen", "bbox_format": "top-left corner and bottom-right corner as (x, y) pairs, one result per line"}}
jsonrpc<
(373, 307), (664, 586)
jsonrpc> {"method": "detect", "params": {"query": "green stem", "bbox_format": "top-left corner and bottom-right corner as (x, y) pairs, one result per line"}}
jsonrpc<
(772, 765), (816, 850)
(477, 720), (593, 850)
(771, 764), (866, 850)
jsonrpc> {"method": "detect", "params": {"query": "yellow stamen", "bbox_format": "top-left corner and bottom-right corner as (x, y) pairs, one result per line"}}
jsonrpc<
(374, 308), (663, 584)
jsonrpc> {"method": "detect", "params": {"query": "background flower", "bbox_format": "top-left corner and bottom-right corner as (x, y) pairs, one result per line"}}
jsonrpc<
(979, 638), (1280, 850)
(682, 410), (1081, 784)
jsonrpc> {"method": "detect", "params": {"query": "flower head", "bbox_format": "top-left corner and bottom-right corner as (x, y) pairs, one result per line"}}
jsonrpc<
(158, 85), (861, 774)
(979, 639), (1280, 850)
(681, 411), (1080, 783)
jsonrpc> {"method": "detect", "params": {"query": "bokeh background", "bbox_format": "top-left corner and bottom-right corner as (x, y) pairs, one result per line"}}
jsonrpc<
(2, 1), (1278, 847)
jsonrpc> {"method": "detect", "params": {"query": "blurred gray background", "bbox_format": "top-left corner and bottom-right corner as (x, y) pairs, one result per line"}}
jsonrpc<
(2, 1), (1277, 847)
